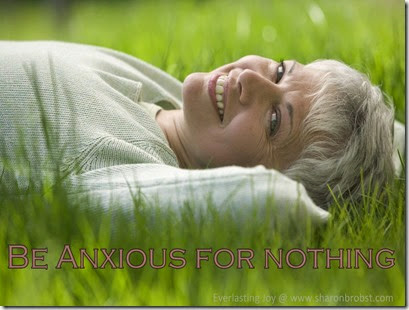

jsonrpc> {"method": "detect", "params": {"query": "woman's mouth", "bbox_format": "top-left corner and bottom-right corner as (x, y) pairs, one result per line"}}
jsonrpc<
(208, 74), (228, 122)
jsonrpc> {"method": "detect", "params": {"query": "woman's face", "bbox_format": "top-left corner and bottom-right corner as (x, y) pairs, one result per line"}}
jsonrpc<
(181, 55), (321, 170)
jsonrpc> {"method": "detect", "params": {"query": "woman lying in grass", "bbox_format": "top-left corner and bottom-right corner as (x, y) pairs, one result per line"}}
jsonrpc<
(0, 41), (397, 213)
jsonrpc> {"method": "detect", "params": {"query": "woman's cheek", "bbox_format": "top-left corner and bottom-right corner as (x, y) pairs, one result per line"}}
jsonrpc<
(227, 113), (260, 138)
(224, 122), (259, 155)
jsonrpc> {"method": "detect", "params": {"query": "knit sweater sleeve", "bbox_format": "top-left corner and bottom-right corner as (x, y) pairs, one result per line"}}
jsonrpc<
(66, 164), (330, 224)
(0, 41), (180, 189)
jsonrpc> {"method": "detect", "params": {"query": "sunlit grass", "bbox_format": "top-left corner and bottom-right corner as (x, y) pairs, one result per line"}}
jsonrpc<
(0, 0), (405, 306)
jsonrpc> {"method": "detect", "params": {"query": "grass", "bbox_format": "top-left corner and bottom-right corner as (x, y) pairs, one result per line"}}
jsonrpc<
(0, 0), (405, 306)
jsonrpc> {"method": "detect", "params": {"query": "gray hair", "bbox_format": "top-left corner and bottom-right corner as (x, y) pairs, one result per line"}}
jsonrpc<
(284, 60), (395, 208)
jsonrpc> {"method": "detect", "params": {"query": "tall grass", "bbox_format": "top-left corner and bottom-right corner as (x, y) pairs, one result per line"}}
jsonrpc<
(0, 0), (405, 306)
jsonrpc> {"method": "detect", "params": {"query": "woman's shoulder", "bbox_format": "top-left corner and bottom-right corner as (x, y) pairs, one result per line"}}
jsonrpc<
(0, 40), (183, 107)
(0, 40), (105, 51)
(0, 40), (104, 77)
(0, 40), (137, 70)
(0, 40), (98, 59)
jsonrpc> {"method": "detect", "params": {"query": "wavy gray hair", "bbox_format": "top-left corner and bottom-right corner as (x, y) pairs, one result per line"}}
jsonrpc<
(284, 60), (395, 208)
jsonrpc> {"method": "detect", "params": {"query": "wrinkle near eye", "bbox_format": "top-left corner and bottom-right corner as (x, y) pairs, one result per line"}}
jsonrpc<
(254, 131), (276, 166)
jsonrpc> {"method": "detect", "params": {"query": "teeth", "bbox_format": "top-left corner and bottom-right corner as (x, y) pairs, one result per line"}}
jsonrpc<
(215, 75), (227, 121)
(217, 77), (226, 85)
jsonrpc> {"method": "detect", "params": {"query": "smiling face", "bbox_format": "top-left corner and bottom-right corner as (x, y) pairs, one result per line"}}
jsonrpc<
(181, 55), (321, 170)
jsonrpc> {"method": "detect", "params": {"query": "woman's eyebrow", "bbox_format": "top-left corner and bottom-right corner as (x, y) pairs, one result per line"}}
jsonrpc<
(288, 61), (297, 74)
(286, 102), (293, 133)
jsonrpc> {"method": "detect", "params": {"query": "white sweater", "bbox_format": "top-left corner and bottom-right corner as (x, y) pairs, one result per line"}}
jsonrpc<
(0, 41), (183, 188)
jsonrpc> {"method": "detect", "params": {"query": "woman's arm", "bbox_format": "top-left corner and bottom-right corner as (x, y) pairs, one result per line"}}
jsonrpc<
(66, 164), (330, 225)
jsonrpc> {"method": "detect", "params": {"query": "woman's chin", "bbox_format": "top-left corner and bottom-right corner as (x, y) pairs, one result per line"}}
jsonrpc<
(182, 72), (207, 106)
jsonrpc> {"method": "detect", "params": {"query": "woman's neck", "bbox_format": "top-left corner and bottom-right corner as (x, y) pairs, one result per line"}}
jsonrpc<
(156, 109), (198, 169)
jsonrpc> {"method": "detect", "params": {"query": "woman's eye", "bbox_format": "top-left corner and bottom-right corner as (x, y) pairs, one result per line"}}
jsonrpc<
(270, 109), (280, 136)
(275, 61), (285, 83)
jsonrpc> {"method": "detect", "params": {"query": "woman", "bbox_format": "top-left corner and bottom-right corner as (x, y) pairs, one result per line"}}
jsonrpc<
(0, 41), (397, 212)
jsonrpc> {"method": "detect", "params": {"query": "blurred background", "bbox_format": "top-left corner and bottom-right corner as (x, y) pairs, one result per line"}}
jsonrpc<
(0, 0), (404, 121)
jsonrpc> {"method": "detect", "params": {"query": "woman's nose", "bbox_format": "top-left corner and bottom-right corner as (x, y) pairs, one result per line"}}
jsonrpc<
(238, 69), (282, 106)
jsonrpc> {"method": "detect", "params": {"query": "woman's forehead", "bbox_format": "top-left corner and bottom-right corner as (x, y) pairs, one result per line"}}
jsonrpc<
(287, 63), (323, 89)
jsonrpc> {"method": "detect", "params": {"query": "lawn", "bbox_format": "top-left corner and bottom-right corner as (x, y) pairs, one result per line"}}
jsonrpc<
(0, 0), (405, 306)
